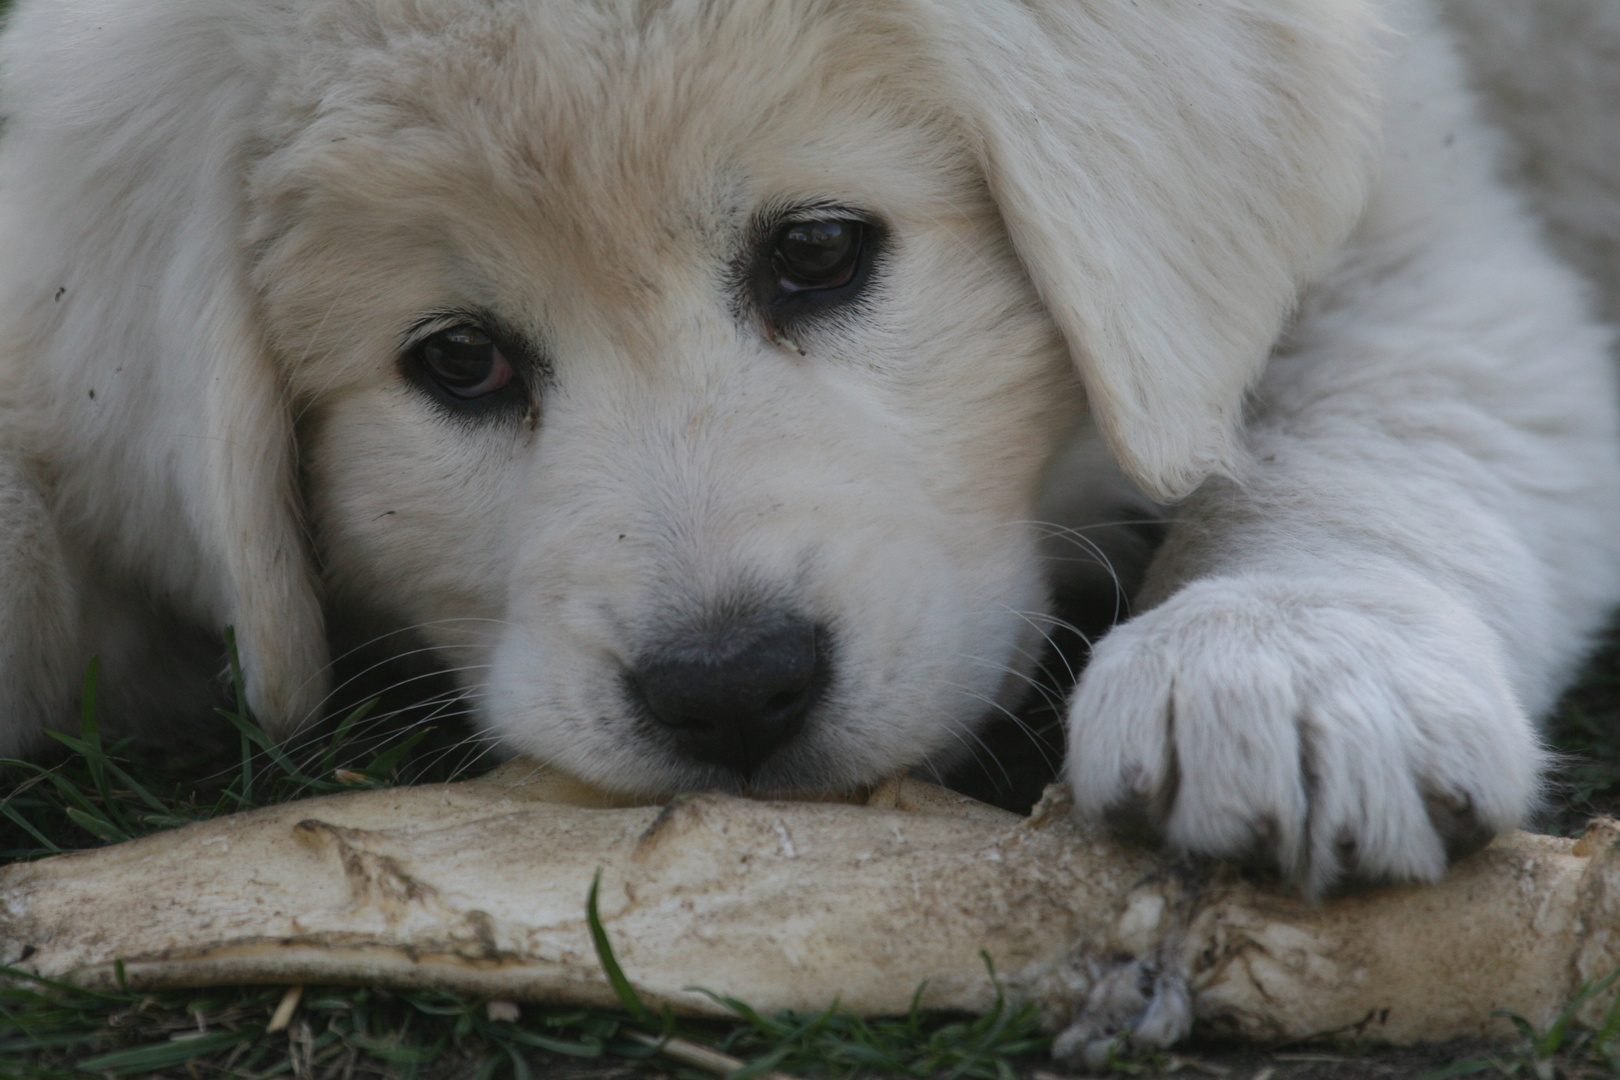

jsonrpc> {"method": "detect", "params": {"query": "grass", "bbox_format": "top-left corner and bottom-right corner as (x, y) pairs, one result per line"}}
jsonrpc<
(1545, 623), (1620, 835)
(1410, 968), (1620, 1080)
(2, 628), (1620, 1078)
(0, 957), (1050, 1080)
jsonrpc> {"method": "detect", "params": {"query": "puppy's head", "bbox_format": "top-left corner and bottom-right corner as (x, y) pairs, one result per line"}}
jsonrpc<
(0, 0), (1380, 792)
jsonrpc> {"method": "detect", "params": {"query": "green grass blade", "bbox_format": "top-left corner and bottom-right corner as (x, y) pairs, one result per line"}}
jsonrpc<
(727, 1039), (798, 1080)
(29, 743), (180, 821)
(503, 1042), (532, 1080)
(62, 805), (127, 844)
(320, 698), (379, 776)
(0, 964), (132, 1001)
(585, 869), (653, 1024)
(75, 1028), (260, 1075)
(1539, 965), (1620, 1056)
(0, 802), (61, 854)
(72, 660), (140, 839)
(685, 987), (784, 1038)
(1414, 1057), (1503, 1080)
(1594, 968), (1620, 1062)
(500, 1027), (607, 1058)
(361, 727), (435, 781)
(471, 1051), (504, 1080)
(216, 707), (321, 794)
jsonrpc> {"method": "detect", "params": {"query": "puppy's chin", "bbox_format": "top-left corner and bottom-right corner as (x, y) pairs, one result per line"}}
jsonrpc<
(484, 700), (989, 802)
(569, 737), (890, 802)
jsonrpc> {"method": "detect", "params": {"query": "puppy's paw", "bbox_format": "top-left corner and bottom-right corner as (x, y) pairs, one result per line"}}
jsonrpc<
(1065, 575), (1541, 894)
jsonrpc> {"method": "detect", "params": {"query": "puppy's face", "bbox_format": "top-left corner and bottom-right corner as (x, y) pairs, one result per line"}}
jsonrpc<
(247, 0), (1081, 794)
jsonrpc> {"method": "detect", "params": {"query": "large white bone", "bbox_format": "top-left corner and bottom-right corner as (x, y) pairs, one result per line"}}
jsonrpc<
(2, 761), (1617, 1051)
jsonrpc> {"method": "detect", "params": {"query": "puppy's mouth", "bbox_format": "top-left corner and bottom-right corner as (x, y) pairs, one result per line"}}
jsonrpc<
(621, 617), (835, 787)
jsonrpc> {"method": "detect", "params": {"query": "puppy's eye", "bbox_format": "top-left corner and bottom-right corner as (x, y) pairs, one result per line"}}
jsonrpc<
(772, 220), (864, 292)
(415, 326), (514, 399)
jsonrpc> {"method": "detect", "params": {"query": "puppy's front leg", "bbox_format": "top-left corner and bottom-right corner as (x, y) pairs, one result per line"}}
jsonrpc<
(1065, 112), (1620, 895)
(1068, 376), (1620, 893)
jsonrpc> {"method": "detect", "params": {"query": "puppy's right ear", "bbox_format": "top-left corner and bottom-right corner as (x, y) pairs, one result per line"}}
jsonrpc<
(0, 0), (330, 734)
(919, 0), (1383, 502)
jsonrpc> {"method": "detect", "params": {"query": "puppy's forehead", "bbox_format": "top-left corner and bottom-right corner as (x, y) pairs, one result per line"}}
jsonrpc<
(260, 0), (955, 265)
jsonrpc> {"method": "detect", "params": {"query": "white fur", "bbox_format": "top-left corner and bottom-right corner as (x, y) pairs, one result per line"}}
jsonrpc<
(0, 0), (1615, 892)
(1068, 1), (1620, 892)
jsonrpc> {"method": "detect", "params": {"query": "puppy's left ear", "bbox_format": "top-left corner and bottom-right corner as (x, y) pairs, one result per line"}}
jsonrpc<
(920, 0), (1383, 501)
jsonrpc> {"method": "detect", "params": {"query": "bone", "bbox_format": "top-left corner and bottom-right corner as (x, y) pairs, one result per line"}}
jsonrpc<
(2, 759), (1616, 1049)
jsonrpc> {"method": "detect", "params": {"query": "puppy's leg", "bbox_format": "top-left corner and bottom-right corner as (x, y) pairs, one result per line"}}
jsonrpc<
(0, 450), (80, 757)
(1065, 11), (1620, 894)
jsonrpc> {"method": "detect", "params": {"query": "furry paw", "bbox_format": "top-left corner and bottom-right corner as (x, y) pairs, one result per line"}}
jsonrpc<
(1065, 575), (1542, 894)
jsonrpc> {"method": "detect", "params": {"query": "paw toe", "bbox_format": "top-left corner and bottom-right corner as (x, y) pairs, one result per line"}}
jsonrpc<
(1101, 789), (1169, 848)
(1422, 787), (1495, 863)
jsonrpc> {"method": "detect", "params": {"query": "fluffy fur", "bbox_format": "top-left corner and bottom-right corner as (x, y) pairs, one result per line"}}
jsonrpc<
(0, 0), (1615, 894)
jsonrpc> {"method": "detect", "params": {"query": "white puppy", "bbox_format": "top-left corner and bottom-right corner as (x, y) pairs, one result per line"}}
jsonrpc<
(0, 0), (1615, 894)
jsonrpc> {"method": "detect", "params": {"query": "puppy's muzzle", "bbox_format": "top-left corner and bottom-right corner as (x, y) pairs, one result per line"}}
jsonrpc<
(627, 615), (830, 778)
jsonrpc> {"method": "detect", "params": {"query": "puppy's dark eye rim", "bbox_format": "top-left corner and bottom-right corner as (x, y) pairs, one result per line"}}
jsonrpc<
(752, 207), (886, 319)
(419, 326), (512, 398)
(398, 312), (539, 410)
(771, 217), (868, 292)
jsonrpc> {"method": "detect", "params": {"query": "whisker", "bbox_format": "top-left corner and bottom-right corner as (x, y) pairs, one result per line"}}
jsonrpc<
(941, 679), (1065, 779)
(1022, 522), (1132, 624)
(975, 602), (1085, 687)
(933, 713), (1017, 793)
(952, 653), (1068, 715)
(285, 617), (518, 724)
(291, 648), (496, 732)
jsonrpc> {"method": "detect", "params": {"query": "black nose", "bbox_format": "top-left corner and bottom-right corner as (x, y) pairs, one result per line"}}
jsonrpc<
(630, 616), (827, 778)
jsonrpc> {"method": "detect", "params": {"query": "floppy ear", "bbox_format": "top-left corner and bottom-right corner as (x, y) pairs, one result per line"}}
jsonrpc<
(0, 0), (329, 733)
(919, 0), (1383, 501)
